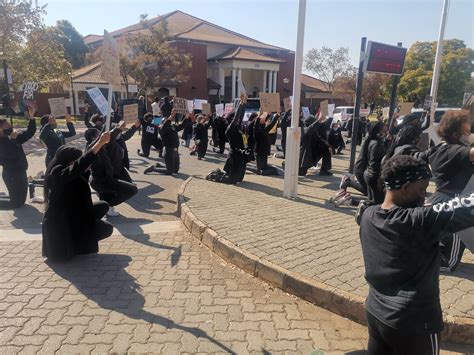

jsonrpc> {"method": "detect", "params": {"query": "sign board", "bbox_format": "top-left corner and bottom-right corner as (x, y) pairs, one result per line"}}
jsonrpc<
(101, 30), (121, 86)
(123, 103), (138, 124)
(328, 104), (335, 118)
(302, 107), (310, 118)
(398, 102), (414, 116)
(186, 100), (194, 114)
(173, 97), (188, 115)
(48, 97), (67, 118)
(202, 103), (211, 115)
(363, 41), (407, 76)
(459, 176), (474, 252)
(87, 88), (109, 116)
(215, 104), (225, 117)
(423, 96), (433, 111)
(360, 108), (370, 117)
(224, 103), (234, 115)
(259, 92), (281, 113)
(283, 97), (292, 112)
(382, 107), (390, 119)
(193, 99), (208, 110)
(21, 81), (39, 100)
(320, 100), (329, 117)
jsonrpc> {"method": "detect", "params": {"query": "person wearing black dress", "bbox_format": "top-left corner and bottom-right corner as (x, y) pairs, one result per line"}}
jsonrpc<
(138, 113), (163, 158)
(0, 109), (36, 209)
(249, 112), (279, 175)
(42, 133), (114, 261)
(40, 114), (76, 167)
(192, 115), (211, 160)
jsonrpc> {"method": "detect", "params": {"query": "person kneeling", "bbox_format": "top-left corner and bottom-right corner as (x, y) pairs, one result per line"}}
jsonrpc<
(42, 135), (114, 261)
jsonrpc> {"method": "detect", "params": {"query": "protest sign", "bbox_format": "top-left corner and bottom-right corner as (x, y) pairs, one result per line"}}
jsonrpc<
(101, 30), (121, 86)
(48, 97), (67, 118)
(259, 92), (281, 113)
(21, 81), (39, 100)
(398, 102), (414, 116)
(87, 88), (109, 116)
(186, 100), (194, 114)
(383, 107), (390, 119)
(152, 117), (162, 125)
(360, 108), (370, 117)
(328, 104), (335, 118)
(302, 107), (310, 118)
(423, 96), (433, 111)
(224, 103), (234, 115)
(193, 99), (208, 110)
(320, 100), (329, 117)
(202, 103), (212, 115)
(215, 104), (225, 117)
(173, 97), (188, 114)
(283, 97), (292, 112)
(123, 104), (138, 124)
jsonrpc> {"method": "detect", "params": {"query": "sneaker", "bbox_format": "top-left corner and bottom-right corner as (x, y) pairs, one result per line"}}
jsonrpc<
(335, 192), (352, 207)
(106, 207), (119, 217)
(144, 165), (155, 174)
(339, 174), (351, 190)
(329, 189), (347, 203)
(319, 170), (333, 177)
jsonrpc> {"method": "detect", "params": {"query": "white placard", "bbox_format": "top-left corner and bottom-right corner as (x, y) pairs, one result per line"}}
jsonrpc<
(101, 30), (121, 86)
(328, 104), (335, 118)
(123, 104), (138, 124)
(193, 99), (208, 110)
(87, 88), (109, 116)
(186, 100), (194, 114)
(215, 104), (224, 117)
(48, 97), (67, 118)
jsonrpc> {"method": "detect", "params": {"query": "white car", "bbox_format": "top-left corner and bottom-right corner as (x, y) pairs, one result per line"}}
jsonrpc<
(333, 106), (354, 124)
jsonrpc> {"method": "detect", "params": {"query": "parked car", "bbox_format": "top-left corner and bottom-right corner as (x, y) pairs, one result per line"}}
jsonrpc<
(333, 106), (354, 125)
(405, 107), (462, 125)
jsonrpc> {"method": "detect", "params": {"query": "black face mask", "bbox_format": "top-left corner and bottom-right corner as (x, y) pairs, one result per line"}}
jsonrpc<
(2, 128), (13, 136)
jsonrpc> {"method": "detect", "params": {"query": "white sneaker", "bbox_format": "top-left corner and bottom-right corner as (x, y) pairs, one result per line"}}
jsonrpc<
(106, 207), (119, 217)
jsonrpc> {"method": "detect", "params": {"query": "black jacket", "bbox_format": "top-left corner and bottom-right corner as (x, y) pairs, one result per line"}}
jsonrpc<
(140, 119), (160, 142)
(193, 121), (210, 143)
(254, 114), (278, 156)
(181, 118), (193, 139)
(160, 119), (184, 148)
(0, 118), (36, 171)
(225, 104), (246, 152)
(40, 122), (76, 159)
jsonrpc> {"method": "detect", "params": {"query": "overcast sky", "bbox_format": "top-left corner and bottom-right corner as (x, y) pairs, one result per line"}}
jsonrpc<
(41, 0), (473, 66)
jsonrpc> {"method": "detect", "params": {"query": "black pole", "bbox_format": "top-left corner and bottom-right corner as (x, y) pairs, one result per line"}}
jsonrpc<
(388, 42), (403, 128)
(349, 37), (367, 173)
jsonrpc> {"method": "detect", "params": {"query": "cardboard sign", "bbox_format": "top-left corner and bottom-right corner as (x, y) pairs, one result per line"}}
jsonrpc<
(48, 97), (67, 118)
(87, 88), (109, 116)
(320, 100), (329, 117)
(283, 97), (292, 112)
(173, 97), (188, 115)
(215, 104), (225, 117)
(398, 102), (414, 116)
(123, 103), (138, 124)
(328, 104), (335, 118)
(186, 100), (194, 114)
(193, 99), (208, 110)
(360, 108), (370, 117)
(101, 30), (121, 86)
(224, 103), (234, 115)
(202, 103), (211, 115)
(259, 92), (281, 113)
(302, 107), (310, 118)
(383, 107), (390, 119)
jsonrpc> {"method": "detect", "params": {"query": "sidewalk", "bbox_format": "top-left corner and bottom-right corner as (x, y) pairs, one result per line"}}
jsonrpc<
(178, 153), (474, 346)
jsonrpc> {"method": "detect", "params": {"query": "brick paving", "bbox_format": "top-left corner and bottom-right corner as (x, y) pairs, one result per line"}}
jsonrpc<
(0, 134), (472, 353)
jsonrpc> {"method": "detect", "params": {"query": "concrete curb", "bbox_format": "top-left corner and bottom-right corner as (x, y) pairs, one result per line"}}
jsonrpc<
(177, 177), (474, 346)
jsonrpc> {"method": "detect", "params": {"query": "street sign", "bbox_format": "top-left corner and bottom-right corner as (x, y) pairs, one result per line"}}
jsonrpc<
(363, 41), (407, 76)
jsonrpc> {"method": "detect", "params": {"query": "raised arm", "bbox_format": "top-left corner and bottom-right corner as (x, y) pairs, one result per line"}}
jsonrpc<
(62, 115), (76, 138)
(15, 109), (37, 145)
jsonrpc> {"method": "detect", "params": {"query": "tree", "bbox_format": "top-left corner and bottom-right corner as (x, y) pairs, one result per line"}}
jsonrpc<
(125, 14), (191, 93)
(54, 20), (89, 69)
(398, 39), (473, 106)
(304, 46), (355, 92)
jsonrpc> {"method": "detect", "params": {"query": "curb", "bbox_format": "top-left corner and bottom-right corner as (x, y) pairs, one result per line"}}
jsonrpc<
(177, 177), (474, 346)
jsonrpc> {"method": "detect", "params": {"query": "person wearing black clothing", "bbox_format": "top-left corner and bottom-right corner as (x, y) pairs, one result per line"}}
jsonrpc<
(193, 115), (211, 160)
(328, 122), (345, 155)
(279, 110), (292, 156)
(363, 122), (388, 204)
(212, 114), (229, 154)
(160, 96), (173, 119)
(115, 119), (140, 172)
(40, 114), (76, 167)
(206, 96), (249, 184)
(42, 136), (114, 261)
(249, 112), (279, 175)
(245, 113), (258, 161)
(0, 111), (36, 209)
(144, 109), (184, 175)
(428, 110), (474, 272)
(181, 114), (193, 148)
(85, 128), (138, 217)
(384, 125), (431, 163)
(138, 113), (163, 158)
(359, 155), (474, 354)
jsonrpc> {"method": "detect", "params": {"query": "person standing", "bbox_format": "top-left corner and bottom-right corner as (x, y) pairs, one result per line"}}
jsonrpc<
(42, 134), (114, 261)
(359, 155), (474, 354)
(0, 108), (36, 209)
(181, 113), (193, 148)
(40, 114), (76, 167)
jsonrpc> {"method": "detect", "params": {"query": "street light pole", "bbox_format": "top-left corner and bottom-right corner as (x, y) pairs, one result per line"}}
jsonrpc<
(283, 0), (306, 199)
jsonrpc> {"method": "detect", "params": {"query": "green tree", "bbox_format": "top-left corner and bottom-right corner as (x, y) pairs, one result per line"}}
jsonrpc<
(304, 46), (355, 92)
(54, 20), (89, 69)
(398, 39), (473, 106)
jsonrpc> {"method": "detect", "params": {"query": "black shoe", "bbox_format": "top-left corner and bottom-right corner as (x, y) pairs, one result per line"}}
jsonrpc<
(144, 166), (155, 174)
(319, 170), (333, 177)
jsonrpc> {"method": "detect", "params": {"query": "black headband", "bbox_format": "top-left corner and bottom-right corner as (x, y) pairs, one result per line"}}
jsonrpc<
(384, 164), (432, 190)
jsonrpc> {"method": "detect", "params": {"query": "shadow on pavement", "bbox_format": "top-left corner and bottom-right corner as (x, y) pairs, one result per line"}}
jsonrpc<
(443, 262), (474, 282)
(48, 254), (235, 354)
(10, 204), (43, 231)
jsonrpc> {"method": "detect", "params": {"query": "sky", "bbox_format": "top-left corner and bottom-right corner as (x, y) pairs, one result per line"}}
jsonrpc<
(41, 0), (473, 67)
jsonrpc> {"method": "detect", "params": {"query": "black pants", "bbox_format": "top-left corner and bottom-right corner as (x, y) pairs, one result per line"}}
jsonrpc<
(347, 171), (368, 195)
(253, 154), (279, 176)
(151, 148), (180, 175)
(141, 138), (163, 157)
(364, 172), (384, 204)
(218, 136), (226, 154)
(0, 169), (28, 210)
(91, 201), (114, 242)
(94, 179), (138, 207)
(197, 140), (208, 158)
(366, 311), (440, 355)
(314, 146), (332, 172)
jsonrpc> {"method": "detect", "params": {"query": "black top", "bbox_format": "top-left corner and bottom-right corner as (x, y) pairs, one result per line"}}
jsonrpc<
(429, 143), (473, 193)
(225, 103), (246, 152)
(140, 119), (159, 141)
(181, 118), (193, 138)
(160, 119), (184, 148)
(160, 101), (173, 118)
(0, 119), (36, 171)
(366, 139), (387, 178)
(254, 115), (278, 156)
(40, 122), (76, 158)
(393, 144), (431, 162)
(193, 121), (210, 142)
(360, 195), (474, 333)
